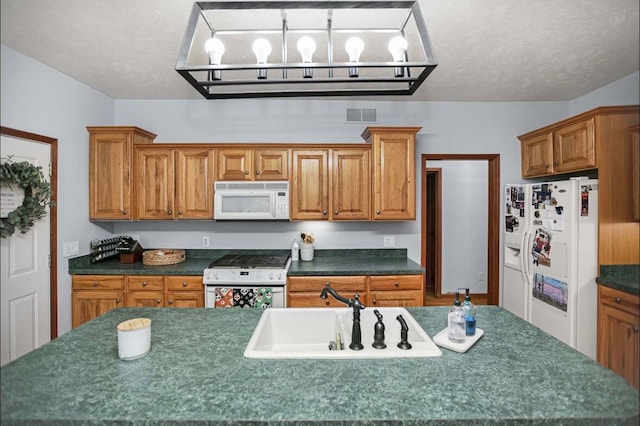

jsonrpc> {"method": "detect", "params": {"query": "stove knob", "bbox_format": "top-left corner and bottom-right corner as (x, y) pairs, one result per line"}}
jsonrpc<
(214, 272), (221, 280)
(205, 272), (212, 281)
(268, 273), (274, 280)
(277, 273), (283, 280)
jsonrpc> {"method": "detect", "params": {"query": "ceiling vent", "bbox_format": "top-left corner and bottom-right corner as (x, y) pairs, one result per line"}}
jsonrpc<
(346, 108), (378, 123)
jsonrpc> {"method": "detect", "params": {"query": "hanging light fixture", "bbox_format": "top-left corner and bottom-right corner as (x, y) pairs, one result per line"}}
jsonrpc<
(176, 1), (438, 99)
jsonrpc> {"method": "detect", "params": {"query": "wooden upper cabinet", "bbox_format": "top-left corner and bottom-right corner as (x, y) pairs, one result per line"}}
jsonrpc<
(175, 148), (215, 219)
(136, 148), (175, 220)
(553, 118), (596, 173)
(518, 116), (595, 178)
(332, 149), (371, 220)
(521, 132), (554, 177)
(291, 149), (329, 220)
(362, 127), (419, 220)
(137, 146), (214, 220)
(88, 126), (156, 220)
(630, 125), (639, 222)
(254, 148), (290, 180)
(217, 148), (289, 181)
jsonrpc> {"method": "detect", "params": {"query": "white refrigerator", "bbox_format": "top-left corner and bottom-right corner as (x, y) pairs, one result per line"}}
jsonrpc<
(503, 178), (598, 360)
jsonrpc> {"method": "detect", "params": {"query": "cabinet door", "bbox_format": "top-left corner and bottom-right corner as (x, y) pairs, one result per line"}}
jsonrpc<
(553, 118), (596, 173)
(332, 149), (370, 220)
(598, 286), (640, 390)
(127, 291), (164, 308)
(599, 303), (639, 389)
(167, 291), (204, 308)
(254, 149), (289, 180)
(89, 132), (132, 220)
(372, 132), (415, 220)
(520, 132), (554, 177)
(217, 149), (252, 180)
(72, 290), (124, 328)
(175, 148), (214, 219)
(291, 150), (329, 220)
(136, 148), (175, 219)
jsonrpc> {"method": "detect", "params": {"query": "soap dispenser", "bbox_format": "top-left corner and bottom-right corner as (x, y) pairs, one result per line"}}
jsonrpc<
(448, 291), (465, 343)
(291, 239), (299, 261)
(464, 288), (477, 336)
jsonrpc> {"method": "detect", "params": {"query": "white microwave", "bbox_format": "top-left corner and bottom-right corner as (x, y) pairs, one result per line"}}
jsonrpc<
(214, 181), (289, 220)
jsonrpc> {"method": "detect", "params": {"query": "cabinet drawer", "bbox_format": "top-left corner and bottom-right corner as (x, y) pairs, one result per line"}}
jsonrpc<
(288, 292), (361, 308)
(72, 275), (124, 290)
(166, 275), (203, 291)
(288, 276), (366, 293)
(599, 285), (640, 315)
(127, 275), (164, 291)
(369, 275), (422, 291)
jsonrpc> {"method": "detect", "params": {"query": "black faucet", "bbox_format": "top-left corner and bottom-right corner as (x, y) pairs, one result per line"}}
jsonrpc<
(320, 284), (365, 350)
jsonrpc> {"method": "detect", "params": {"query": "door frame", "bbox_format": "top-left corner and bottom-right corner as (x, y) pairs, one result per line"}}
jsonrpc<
(1, 126), (58, 338)
(421, 154), (500, 305)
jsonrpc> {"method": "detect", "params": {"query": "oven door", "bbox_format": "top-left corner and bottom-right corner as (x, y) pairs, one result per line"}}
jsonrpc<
(205, 285), (285, 308)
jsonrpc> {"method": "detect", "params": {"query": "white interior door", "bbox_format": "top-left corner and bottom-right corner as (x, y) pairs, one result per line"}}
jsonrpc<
(1, 135), (51, 366)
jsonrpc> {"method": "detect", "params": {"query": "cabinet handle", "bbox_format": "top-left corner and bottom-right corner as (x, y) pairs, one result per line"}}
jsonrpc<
(168, 299), (173, 305)
(394, 281), (399, 287)
(334, 210), (339, 215)
(178, 210), (184, 215)
(325, 282), (330, 286)
(545, 164), (550, 168)
(245, 170), (250, 175)
(122, 210), (128, 215)
(167, 210), (173, 215)
(615, 297), (621, 303)
(553, 161), (559, 166)
(182, 281), (188, 287)
(323, 210), (327, 215)
(372, 299), (377, 304)
(92, 281), (98, 287)
(256, 170), (261, 175)
(325, 299), (330, 306)
(634, 327), (639, 333)
(142, 281), (147, 287)
(116, 298), (121, 304)
(376, 210), (381, 214)
(156, 299), (161, 304)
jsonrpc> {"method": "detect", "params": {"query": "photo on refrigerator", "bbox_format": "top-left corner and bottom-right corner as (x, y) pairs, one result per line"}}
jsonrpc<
(533, 273), (568, 312)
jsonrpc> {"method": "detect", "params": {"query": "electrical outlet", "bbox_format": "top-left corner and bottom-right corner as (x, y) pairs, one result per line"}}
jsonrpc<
(202, 236), (210, 247)
(63, 241), (80, 258)
(383, 236), (396, 247)
(478, 272), (484, 282)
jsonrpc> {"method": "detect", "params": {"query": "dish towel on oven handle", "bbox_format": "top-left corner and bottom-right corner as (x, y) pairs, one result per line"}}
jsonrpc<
(214, 287), (272, 308)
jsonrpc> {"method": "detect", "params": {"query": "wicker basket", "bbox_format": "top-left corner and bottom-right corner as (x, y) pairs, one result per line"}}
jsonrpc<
(142, 249), (185, 265)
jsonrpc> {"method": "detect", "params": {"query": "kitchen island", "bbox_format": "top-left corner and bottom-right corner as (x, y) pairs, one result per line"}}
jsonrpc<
(1, 306), (638, 425)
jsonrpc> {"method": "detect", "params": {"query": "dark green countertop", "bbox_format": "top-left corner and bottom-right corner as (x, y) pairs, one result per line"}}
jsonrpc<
(597, 264), (640, 296)
(68, 249), (424, 276)
(1, 306), (637, 425)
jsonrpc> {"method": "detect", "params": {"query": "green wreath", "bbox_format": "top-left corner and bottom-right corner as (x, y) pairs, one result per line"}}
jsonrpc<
(0, 157), (53, 238)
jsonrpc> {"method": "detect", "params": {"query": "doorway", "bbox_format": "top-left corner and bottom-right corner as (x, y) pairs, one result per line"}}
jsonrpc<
(421, 154), (500, 305)
(1, 126), (58, 365)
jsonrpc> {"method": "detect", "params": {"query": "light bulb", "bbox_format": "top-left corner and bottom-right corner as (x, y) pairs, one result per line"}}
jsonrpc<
(252, 38), (272, 79)
(297, 36), (316, 78)
(204, 38), (225, 80)
(388, 36), (407, 77)
(345, 37), (364, 77)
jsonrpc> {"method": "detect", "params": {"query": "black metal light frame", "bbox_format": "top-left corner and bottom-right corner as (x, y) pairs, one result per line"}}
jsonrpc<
(176, 1), (438, 99)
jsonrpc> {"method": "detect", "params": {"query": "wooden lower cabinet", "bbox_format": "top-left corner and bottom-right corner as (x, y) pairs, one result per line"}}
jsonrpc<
(126, 275), (165, 308)
(72, 274), (204, 328)
(166, 276), (204, 308)
(287, 274), (424, 308)
(369, 275), (423, 307)
(72, 275), (125, 328)
(597, 285), (639, 390)
(288, 276), (366, 307)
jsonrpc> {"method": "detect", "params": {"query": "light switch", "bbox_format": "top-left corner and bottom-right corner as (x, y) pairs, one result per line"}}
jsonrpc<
(63, 241), (80, 258)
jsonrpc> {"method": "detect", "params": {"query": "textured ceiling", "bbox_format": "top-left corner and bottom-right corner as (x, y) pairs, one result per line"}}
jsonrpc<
(1, 0), (638, 101)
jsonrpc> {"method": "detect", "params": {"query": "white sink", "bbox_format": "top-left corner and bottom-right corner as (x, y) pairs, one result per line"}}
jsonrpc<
(244, 307), (442, 359)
